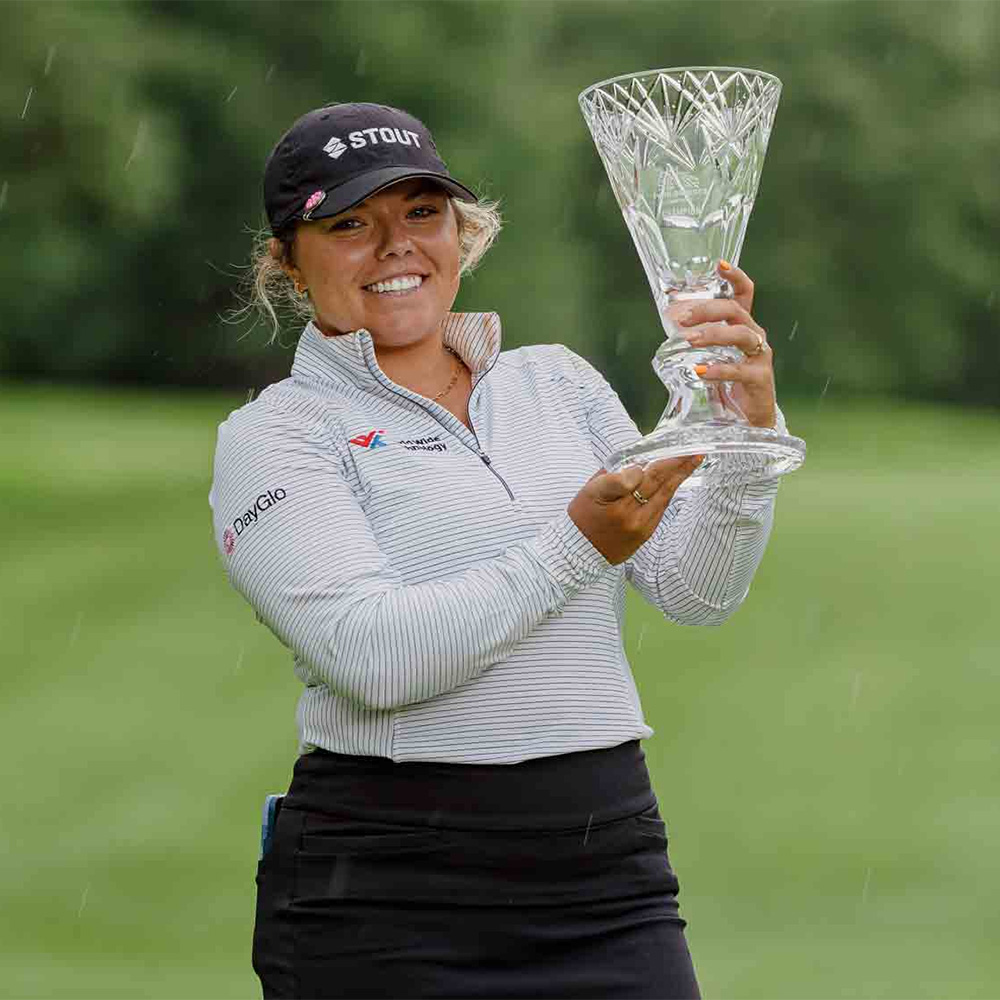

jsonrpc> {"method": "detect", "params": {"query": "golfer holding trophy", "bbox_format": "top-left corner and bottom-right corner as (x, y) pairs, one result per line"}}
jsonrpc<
(222, 67), (803, 1000)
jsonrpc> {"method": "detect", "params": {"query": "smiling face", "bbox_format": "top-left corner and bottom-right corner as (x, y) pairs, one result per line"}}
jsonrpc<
(284, 178), (461, 348)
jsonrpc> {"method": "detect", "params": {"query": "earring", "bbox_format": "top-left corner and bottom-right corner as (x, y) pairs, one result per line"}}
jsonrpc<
(294, 281), (308, 296)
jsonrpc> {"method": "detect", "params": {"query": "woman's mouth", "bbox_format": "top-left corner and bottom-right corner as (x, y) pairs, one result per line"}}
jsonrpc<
(363, 274), (425, 296)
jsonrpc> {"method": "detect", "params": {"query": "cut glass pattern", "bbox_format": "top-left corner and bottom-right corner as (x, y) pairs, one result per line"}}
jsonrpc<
(578, 68), (805, 484)
(580, 68), (781, 315)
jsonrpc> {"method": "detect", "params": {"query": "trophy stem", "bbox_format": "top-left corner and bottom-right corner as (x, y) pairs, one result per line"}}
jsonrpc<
(652, 280), (744, 428)
(605, 275), (806, 483)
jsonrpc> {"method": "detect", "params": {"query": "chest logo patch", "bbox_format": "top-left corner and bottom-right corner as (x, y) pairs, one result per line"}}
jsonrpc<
(349, 429), (388, 449)
(400, 434), (448, 453)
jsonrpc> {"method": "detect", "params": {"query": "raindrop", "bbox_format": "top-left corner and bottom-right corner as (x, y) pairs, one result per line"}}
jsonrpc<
(44, 44), (58, 76)
(800, 602), (822, 638)
(355, 48), (368, 76)
(264, 64), (276, 83)
(583, 812), (593, 846)
(20, 87), (33, 120)
(818, 375), (831, 405)
(987, 290), (996, 309)
(246, 387), (256, 404)
(849, 670), (862, 712)
(0, 181), (7, 212)
(615, 328), (629, 356)
(788, 319), (799, 341)
(69, 610), (84, 647)
(125, 120), (147, 170)
(860, 865), (872, 904)
(636, 623), (648, 653)
(225, 86), (238, 103)
(234, 644), (245, 675)
(77, 883), (90, 918)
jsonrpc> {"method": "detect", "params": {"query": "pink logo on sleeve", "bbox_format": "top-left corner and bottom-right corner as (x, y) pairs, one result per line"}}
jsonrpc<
(223, 528), (236, 555)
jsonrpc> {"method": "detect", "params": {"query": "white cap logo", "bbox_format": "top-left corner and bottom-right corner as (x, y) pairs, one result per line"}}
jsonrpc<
(323, 136), (347, 160)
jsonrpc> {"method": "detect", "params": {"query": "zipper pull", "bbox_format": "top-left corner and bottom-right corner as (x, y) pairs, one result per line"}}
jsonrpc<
(479, 452), (492, 466)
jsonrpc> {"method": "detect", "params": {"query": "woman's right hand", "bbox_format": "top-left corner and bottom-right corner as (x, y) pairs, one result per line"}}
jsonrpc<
(567, 455), (704, 565)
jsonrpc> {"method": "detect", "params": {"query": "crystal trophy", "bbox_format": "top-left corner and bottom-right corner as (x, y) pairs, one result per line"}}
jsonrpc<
(579, 67), (806, 483)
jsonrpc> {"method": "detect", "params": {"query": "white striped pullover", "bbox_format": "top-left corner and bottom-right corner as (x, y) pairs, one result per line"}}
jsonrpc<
(209, 312), (783, 764)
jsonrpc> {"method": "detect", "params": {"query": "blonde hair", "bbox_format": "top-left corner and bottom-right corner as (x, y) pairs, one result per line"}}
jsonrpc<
(232, 195), (502, 344)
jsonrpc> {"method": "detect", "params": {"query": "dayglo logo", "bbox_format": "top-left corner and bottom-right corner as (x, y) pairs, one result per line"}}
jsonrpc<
(349, 429), (388, 449)
(225, 488), (287, 554)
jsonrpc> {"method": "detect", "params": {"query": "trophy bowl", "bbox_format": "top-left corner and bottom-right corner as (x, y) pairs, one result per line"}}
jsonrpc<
(579, 67), (806, 485)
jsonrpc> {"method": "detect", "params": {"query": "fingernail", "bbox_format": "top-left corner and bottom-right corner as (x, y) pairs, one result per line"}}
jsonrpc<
(718, 259), (732, 271)
(694, 364), (709, 376)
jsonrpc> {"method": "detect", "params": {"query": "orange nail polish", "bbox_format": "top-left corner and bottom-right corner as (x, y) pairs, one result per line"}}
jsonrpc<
(694, 364), (709, 376)
(718, 259), (732, 271)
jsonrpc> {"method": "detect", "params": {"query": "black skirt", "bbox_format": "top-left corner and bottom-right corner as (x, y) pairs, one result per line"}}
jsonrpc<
(252, 740), (700, 999)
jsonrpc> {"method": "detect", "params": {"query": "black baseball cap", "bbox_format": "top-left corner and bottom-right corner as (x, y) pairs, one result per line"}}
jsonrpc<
(263, 102), (478, 235)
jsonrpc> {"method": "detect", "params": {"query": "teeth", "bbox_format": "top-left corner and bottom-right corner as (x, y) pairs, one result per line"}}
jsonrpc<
(366, 275), (423, 294)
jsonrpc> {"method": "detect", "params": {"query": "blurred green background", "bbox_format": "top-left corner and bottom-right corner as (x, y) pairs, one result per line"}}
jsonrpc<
(3, 1), (999, 997)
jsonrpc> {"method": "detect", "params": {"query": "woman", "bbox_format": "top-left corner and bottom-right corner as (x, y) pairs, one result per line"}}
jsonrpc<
(211, 102), (784, 999)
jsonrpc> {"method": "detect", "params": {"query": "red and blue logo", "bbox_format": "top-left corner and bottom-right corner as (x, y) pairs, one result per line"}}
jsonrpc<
(349, 429), (388, 449)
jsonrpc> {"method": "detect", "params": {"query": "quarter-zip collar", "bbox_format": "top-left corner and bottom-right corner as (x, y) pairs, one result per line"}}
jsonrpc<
(290, 311), (503, 392)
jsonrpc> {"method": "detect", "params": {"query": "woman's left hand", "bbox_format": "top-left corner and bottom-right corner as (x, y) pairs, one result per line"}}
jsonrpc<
(671, 262), (777, 429)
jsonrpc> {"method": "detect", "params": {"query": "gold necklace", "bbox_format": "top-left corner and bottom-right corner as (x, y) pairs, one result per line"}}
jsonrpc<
(430, 347), (463, 402)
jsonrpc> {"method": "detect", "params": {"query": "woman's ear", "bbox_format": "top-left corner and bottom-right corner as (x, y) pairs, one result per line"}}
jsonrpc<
(270, 236), (303, 287)
(272, 236), (312, 296)
(269, 237), (291, 273)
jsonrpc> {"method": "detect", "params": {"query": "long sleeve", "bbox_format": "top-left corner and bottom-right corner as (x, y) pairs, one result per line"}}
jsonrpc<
(558, 345), (781, 626)
(209, 400), (610, 711)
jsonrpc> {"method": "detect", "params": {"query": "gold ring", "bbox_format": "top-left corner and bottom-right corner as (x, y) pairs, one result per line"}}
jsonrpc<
(747, 332), (766, 357)
(632, 488), (650, 505)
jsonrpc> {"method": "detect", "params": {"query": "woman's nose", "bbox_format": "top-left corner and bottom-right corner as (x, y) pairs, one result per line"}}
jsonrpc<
(376, 219), (415, 258)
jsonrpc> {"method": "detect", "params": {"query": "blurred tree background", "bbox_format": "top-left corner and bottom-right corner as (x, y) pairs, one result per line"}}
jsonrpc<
(3, 0), (998, 422)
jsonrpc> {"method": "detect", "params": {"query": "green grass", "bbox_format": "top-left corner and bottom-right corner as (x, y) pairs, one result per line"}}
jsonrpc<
(2, 382), (998, 998)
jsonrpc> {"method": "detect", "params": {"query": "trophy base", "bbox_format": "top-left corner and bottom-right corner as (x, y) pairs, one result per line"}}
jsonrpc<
(606, 422), (806, 486)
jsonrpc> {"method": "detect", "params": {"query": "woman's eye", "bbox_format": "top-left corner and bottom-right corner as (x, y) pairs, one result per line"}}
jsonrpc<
(409, 205), (438, 219)
(328, 218), (361, 231)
